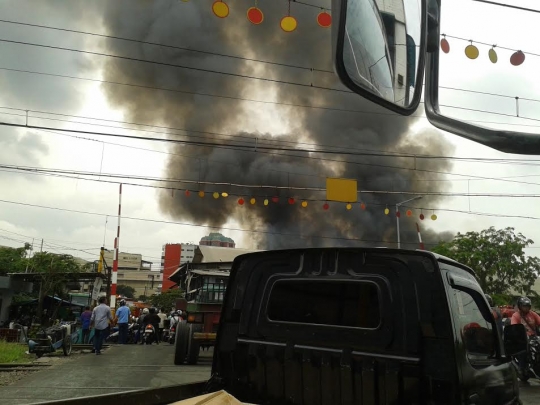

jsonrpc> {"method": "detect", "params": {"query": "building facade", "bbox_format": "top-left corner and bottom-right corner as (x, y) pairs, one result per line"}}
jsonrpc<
(199, 233), (235, 248)
(161, 244), (196, 291)
(97, 249), (157, 298)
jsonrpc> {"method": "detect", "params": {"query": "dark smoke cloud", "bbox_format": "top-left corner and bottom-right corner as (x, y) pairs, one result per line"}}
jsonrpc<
(97, 0), (455, 249)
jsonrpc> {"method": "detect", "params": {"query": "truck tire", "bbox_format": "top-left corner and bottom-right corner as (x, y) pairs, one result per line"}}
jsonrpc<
(187, 324), (202, 365)
(174, 322), (189, 365)
(63, 335), (72, 356)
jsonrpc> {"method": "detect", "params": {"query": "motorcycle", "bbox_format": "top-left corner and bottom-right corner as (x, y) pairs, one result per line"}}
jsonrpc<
(106, 323), (136, 344)
(142, 324), (157, 345)
(167, 323), (176, 344)
(512, 335), (540, 382)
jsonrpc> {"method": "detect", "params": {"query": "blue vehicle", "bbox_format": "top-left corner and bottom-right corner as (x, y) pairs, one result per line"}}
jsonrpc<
(27, 321), (79, 358)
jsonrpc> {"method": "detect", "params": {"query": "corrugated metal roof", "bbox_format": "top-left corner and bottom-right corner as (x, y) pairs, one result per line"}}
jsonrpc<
(191, 270), (230, 277)
(197, 246), (261, 263)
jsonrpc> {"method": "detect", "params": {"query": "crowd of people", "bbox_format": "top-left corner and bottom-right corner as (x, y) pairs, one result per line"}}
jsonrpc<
(81, 297), (184, 355)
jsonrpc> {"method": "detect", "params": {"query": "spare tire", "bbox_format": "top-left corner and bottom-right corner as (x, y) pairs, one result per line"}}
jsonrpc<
(187, 324), (202, 365)
(174, 321), (189, 365)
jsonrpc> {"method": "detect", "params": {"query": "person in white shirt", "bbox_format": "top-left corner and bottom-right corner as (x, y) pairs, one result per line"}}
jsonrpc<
(157, 308), (167, 343)
(90, 297), (112, 355)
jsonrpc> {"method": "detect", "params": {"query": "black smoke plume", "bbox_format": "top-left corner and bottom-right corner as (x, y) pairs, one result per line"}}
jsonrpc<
(98, 0), (454, 249)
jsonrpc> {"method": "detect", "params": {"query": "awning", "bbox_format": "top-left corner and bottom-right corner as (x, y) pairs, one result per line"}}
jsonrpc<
(190, 270), (230, 277)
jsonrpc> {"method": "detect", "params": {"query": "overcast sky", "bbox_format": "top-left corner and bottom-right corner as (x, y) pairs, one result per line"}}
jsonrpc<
(0, 0), (538, 268)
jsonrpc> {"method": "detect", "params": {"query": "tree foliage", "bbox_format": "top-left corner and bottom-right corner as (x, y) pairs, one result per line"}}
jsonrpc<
(432, 227), (540, 296)
(116, 284), (136, 298)
(150, 289), (184, 311)
(0, 246), (28, 275)
(31, 252), (84, 322)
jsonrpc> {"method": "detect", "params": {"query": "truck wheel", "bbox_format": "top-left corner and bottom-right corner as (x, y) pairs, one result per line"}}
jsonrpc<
(174, 322), (189, 365)
(63, 336), (72, 356)
(187, 324), (202, 365)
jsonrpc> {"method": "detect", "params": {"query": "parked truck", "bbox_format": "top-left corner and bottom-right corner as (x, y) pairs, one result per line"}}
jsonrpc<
(44, 248), (528, 405)
(169, 262), (231, 365)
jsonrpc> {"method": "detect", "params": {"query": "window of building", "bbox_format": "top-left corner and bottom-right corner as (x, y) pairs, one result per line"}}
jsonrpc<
(267, 280), (380, 329)
(449, 288), (496, 362)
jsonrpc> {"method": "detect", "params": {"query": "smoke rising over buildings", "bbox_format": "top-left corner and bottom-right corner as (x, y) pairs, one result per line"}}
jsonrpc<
(97, 0), (454, 249)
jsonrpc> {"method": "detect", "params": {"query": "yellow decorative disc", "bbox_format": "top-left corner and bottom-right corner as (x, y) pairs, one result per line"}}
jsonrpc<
(213, 192), (220, 199)
(301, 201), (308, 208)
(431, 214), (438, 221)
(198, 191), (205, 198)
(384, 208), (390, 215)
(250, 198), (256, 205)
(489, 48), (498, 63)
(346, 203), (352, 210)
(212, 1), (229, 18)
(465, 44), (479, 59)
(280, 16), (297, 32)
(221, 192), (228, 198)
(263, 199), (269, 206)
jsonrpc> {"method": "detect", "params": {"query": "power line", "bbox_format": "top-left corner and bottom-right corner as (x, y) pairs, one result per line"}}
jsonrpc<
(3, 66), (540, 131)
(442, 33), (540, 58)
(4, 36), (540, 126)
(0, 18), (333, 73)
(4, 163), (540, 198)
(0, 38), (349, 94)
(3, 105), (540, 166)
(471, 0), (540, 14)
(2, 196), (540, 246)
(5, 120), (540, 190)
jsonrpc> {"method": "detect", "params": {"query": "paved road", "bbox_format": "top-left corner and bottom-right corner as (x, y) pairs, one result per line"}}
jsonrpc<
(0, 344), (211, 405)
(2, 344), (540, 404)
(520, 379), (540, 404)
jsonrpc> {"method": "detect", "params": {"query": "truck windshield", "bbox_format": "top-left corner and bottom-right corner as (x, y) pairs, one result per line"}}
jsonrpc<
(267, 280), (380, 329)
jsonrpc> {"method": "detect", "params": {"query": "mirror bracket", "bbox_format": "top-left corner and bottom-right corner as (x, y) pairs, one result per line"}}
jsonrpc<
(426, 0), (439, 53)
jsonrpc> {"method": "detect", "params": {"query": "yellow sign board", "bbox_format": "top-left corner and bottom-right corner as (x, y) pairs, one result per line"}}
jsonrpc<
(326, 178), (358, 202)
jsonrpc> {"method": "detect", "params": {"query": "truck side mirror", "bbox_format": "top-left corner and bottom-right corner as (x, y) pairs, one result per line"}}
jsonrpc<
(332, 0), (540, 154)
(503, 324), (527, 356)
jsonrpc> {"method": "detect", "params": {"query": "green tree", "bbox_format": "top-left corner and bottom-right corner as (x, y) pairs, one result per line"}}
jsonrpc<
(116, 284), (136, 298)
(0, 245), (29, 275)
(432, 227), (540, 296)
(150, 289), (184, 311)
(30, 252), (83, 324)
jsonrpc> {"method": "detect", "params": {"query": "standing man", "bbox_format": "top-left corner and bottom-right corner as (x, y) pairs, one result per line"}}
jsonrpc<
(158, 308), (167, 343)
(115, 299), (130, 345)
(80, 306), (92, 344)
(91, 296), (112, 355)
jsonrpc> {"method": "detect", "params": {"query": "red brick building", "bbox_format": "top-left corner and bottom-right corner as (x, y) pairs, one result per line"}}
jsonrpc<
(161, 244), (196, 291)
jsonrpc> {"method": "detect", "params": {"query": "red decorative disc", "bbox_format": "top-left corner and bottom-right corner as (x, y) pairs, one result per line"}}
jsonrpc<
(317, 12), (332, 28)
(288, 197), (295, 205)
(510, 51), (525, 66)
(419, 213), (425, 220)
(238, 198), (245, 205)
(440, 38), (450, 53)
(185, 190), (191, 197)
(272, 196), (279, 203)
(323, 203), (329, 211)
(247, 7), (264, 25)
(360, 203), (366, 210)
(406, 209), (412, 217)
(396, 211), (401, 218)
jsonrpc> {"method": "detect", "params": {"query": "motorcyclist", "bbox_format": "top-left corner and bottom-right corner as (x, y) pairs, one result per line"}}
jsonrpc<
(143, 307), (161, 345)
(485, 294), (503, 337)
(511, 297), (540, 378)
(169, 311), (182, 329)
(136, 308), (149, 344)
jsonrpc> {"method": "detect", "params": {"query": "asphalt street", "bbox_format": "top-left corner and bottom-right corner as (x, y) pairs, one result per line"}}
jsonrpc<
(0, 344), (211, 405)
(1, 344), (540, 404)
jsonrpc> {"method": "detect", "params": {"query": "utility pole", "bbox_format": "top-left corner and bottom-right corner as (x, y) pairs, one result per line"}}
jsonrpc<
(396, 196), (423, 249)
(40, 238), (43, 253)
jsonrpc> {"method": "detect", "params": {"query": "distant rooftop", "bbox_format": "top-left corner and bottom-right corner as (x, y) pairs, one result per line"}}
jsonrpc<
(200, 232), (235, 244)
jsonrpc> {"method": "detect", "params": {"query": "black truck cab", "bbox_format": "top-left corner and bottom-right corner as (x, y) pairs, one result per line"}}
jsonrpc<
(207, 248), (524, 405)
